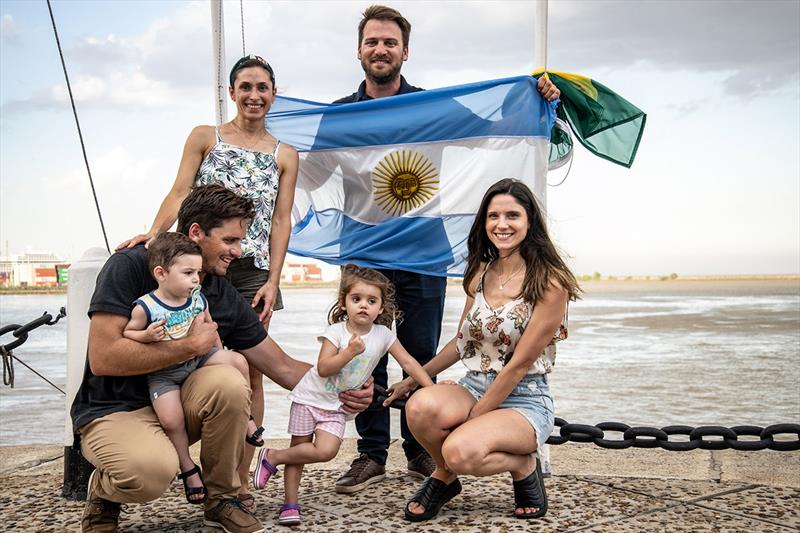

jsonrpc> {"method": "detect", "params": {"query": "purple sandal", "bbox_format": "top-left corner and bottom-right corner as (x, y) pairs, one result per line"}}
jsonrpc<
(278, 503), (301, 526)
(253, 448), (278, 490)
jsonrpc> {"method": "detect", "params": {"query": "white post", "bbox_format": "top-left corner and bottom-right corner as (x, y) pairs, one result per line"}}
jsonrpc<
(533, 0), (549, 211)
(534, 0), (552, 477)
(62, 247), (109, 499)
(211, 0), (228, 125)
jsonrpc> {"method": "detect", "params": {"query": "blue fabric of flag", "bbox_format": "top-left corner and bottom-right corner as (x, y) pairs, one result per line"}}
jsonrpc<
(267, 75), (556, 277)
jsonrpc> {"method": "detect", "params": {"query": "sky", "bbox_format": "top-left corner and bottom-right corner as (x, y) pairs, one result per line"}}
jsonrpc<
(1, 0), (798, 276)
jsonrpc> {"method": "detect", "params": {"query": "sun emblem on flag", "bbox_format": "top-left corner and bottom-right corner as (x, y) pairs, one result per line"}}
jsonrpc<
(372, 149), (439, 216)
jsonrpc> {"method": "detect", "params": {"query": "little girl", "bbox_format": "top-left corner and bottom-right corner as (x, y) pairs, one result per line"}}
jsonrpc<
(253, 264), (434, 525)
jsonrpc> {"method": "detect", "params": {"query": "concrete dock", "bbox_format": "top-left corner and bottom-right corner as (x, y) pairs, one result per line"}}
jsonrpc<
(1, 439), (798, 532)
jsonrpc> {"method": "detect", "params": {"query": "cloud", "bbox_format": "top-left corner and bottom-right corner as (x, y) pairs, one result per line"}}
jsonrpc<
(3, 0), (798, 117)
(0, 14), (18, 43)
(548, 0), (800, 96)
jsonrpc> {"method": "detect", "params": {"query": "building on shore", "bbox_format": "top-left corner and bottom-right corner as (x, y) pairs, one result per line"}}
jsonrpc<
(0, 252), (69, 287)
(280, 262), (323, 283)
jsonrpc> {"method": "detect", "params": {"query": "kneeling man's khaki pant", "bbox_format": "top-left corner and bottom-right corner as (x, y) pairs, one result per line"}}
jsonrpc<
(79, 364), (251, 506)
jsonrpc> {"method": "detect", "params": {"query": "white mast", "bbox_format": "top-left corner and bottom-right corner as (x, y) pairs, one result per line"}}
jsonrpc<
(211, 0), (227, 125)
(534, 0), (549, 209)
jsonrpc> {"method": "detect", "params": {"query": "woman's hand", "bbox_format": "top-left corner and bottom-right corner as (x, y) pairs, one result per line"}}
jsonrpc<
(252, 280), (277, 327)
(383, 377), (416, 407)
(339, 376), (374, 414)
(466, 400), (490, 421)
(115, 233), (155, 251)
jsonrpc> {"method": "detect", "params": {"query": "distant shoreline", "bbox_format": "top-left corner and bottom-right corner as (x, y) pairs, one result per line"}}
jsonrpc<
(0, 274), (797, 295)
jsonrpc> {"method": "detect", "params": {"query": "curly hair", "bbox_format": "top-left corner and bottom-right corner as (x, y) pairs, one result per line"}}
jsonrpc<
(327, 264), (401, 327)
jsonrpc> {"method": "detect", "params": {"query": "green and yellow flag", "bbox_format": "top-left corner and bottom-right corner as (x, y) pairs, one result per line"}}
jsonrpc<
(535, 70), (646, 168)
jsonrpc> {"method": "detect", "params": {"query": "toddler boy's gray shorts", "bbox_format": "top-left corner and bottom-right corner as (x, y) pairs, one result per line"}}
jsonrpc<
(147, 347), (218, 402)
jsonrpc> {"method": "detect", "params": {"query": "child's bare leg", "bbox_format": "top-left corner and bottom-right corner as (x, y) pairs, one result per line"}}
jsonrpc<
(283, 435), (311, 504)
(152, 390), (204, 500)
(268, 430), (341, 467)
(204, 349), (261, 438)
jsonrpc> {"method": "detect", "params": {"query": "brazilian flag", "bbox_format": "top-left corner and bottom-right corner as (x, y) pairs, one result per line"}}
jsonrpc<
(535, 70), (646, 168)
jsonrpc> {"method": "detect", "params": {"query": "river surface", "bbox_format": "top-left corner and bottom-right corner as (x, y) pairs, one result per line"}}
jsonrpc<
(1, 280), (798, 445)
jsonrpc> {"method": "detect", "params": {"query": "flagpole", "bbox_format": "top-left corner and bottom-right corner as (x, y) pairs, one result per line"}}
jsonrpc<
(534, 0), (553, 478)
(210, 0), (227, 125)
(534, 0), (548, 210)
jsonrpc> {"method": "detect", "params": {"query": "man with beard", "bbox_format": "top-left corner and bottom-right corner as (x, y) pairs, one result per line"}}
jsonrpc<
(331, 4), (561, 495)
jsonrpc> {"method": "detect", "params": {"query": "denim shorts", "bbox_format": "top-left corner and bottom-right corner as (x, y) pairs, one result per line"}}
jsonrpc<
(457, 370), (555, 449)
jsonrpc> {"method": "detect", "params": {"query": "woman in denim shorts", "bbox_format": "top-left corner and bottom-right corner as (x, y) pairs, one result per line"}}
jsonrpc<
(390, 179), (581, 522)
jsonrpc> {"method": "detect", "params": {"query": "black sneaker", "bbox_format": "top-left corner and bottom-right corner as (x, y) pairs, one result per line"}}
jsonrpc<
(406, 450), (436, 479)
(334, 453), (386, 494)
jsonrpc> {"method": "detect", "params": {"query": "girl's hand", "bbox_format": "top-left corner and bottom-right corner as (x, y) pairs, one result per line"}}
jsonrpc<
(252, 281), (277, 327)
(383, 377), (415, 407)
(145, 319), (166, 342)
(346, 333), (365, 357)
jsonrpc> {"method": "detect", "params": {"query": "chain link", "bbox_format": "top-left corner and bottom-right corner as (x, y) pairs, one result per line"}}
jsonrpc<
(371, 387), (799, 452)
(547, 418), (800, 452)
(1, 309), (67, 393)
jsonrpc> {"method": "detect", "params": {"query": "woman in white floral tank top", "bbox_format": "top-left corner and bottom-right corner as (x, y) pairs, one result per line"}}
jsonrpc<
(390, 179), (581, 523)
(117, 55), (303, 507)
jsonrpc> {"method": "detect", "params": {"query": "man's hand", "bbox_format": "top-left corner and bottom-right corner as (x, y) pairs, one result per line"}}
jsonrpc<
(339, 376), (374, 414)
(537, 75), (560, 102)
(144, 319), (166, 342)
(187, 311), (218, 356)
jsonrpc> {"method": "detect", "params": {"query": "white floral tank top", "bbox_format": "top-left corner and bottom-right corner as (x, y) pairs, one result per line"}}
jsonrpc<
(195, 129), (281, 270)
(456, 262), (568, 375)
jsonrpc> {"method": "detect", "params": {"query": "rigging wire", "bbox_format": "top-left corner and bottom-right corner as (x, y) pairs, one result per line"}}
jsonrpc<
(240, 0), (246, 55)
(45, 0), (111, 254)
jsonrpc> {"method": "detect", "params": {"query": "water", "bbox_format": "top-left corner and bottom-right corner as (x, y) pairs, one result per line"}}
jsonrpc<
(1, 280), (798, 445)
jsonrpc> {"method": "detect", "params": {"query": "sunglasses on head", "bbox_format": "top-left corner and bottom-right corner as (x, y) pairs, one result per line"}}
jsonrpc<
(230, 55), (275, 86)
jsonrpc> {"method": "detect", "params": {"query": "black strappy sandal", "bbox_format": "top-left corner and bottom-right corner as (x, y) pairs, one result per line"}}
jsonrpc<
(403, 477), (462, 522)
(178, 464), (208, 505)
(245, 415), (265, 447)
(512, 457), (547, 519)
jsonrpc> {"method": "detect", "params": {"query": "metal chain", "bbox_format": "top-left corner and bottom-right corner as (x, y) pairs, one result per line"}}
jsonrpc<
(547, 418), (800, 452)
(373, 386), (800, 452)
(1, 309), (67, 394)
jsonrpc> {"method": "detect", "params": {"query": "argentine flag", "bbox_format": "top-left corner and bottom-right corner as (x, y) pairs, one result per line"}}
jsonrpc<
(268, 75), (556, 277)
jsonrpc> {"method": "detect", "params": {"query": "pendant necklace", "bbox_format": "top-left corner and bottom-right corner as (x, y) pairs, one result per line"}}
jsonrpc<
(231, 121), (265, 150)
(498, 263), (524, 290)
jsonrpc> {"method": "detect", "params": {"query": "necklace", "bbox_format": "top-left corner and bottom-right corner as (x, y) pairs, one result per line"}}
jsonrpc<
(230, 121), (266, 150)
(497, 263), (525, 290)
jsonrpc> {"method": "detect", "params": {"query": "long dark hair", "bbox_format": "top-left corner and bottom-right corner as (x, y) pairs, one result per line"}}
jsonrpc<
(328, 264), (401, 327)
(462, 178), (581, 305)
